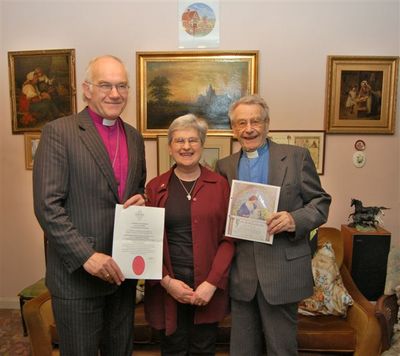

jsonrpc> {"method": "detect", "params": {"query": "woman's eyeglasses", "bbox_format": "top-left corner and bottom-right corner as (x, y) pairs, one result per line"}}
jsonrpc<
(172, 137), (201, 146)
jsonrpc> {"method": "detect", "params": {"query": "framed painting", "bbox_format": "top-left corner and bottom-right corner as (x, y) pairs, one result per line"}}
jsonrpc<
(269, 130), (325, 175)
(157, 135), (231, 174)
(325, 55), (399, 134)
(24, 132), (41, 170)
(8, 49), (77, 134)
(137, 51), (258, 138)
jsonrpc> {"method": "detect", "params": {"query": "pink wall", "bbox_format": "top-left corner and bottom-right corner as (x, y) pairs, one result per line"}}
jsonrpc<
(0, 1), (398, 305)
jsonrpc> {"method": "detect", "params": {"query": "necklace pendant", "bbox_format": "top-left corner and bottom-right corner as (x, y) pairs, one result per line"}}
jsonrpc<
(187, 194), (191, 201)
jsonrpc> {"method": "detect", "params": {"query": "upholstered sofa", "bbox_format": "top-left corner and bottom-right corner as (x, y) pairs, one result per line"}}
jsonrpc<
(375, 244), (400, 355)
(376, 293), (399, 354)
(23, 227), (382, 356)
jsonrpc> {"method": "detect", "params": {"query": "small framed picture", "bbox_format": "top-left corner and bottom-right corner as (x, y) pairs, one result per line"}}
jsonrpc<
(157, 135), (231, 174)
(8, 48), (77, 134)
(268, 130), (325, 175)
(325, 55), (398, 134)
(24, 133), (41, 170)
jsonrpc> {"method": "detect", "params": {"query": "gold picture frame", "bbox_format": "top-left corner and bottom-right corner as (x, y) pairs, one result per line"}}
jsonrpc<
(24, 133), (41, 170)
(268, 130), (325, 175)
(157, 135), (232, 174)
(325, 55), (399, 134)
(8, 48), (77, 134)
(137, 51), (258, 138)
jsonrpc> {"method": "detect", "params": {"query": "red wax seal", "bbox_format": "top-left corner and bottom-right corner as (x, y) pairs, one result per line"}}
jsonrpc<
(132, 256), (145, 275)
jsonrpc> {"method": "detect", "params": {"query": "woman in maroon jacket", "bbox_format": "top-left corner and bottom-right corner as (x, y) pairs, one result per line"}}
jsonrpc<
(144, 114), (234, 355)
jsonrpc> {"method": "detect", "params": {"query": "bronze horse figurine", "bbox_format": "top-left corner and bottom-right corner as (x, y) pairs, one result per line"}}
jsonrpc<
(348, 198), (389, 228)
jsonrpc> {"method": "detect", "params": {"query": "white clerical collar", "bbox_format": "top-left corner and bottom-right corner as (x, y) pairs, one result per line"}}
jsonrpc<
(245, 150), (259, 158)
(102, 118), (117, 126)
(243, 142), (268, 159)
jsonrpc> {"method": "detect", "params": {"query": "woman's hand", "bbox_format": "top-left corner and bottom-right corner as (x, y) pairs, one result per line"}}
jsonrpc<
(191, 281), (217, 306)
(161, 276), (194, 304)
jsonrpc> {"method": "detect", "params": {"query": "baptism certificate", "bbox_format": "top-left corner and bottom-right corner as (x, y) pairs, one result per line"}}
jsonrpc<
(225, 180), (280, 244)
(112, 204), (164, 279)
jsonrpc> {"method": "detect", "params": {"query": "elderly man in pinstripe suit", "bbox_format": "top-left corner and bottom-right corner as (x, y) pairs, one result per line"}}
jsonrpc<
(215, 95), (331, 356)
(33, 55), (146, 355)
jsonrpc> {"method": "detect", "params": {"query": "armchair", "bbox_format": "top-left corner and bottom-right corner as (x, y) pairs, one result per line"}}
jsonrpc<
(22, 290), (58, 356)
(297, 227), (382, 355)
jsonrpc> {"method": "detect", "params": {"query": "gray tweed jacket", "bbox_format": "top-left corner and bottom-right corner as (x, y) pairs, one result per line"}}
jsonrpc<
(215, 140), (331, 304)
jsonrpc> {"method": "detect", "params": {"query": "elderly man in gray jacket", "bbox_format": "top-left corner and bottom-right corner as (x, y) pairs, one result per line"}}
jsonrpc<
(216, 94), (331, 356)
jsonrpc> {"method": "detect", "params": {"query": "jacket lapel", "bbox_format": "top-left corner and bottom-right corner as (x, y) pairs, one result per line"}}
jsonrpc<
(122, 124), (138, 201)
(268, 140), (287, 187)
(77, 110), (119, 201)
(226, 151), (241, 184)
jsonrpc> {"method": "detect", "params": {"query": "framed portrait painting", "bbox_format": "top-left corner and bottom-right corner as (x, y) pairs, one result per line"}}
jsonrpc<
(325, 55), (399, 134)
(24, 132), (41, 170)
(137, 51), (258, 138)
(157, 135), (231, 174)
(268, 130), (325, 175)
(8, 49), (77, 134)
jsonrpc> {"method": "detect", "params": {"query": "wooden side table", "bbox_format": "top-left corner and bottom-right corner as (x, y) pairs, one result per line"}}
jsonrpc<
(341, 224), (391, 300)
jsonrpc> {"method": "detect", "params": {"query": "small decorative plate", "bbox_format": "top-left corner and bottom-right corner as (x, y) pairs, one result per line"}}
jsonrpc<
(354, 139), (366, 151)
(353, 151), (366, 168)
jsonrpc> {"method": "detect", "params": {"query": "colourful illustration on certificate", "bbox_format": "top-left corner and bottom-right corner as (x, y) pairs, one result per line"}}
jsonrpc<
(225, 180), (280, 244)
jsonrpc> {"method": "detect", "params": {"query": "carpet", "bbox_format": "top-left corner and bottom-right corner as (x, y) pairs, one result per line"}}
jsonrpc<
(0, 309), (30, 356)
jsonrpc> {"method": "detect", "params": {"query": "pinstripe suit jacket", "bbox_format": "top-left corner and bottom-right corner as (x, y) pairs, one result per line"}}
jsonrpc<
(33, 108), (146, 299)
(215, 140), (331, 304)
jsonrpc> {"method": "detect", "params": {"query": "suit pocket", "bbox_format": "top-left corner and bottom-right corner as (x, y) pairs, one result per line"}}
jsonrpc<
(285, 242), (311, 261)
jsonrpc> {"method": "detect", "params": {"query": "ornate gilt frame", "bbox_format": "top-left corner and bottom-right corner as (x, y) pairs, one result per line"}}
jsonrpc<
(137, 50), (258, 138)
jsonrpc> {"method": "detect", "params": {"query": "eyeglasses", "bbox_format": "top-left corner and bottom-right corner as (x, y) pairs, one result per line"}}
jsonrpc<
(172, 137), (201, 146)
(86, 81), (130, 94)
(234, 118), (265, 129)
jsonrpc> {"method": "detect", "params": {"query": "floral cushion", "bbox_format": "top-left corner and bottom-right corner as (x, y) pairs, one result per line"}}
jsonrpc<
(298, 242), (353, 316)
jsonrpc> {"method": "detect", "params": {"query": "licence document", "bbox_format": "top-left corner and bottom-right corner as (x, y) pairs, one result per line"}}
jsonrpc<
(112, 204), (164, 279)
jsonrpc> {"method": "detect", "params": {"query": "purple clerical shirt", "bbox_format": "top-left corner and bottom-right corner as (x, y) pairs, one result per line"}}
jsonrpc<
(88, 107), (128, 202)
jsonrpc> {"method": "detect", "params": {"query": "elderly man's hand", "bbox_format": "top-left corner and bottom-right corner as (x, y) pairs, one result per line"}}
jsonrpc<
(123, 193), (146, 208)
(83, 252), (124, 285)
(267, 211), (296, 235)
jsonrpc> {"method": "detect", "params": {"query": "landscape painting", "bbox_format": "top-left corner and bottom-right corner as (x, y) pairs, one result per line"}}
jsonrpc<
(137, 51), (258, 137)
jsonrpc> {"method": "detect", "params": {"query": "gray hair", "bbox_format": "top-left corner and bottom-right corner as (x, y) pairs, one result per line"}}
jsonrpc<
(167, 114), (208, 145)
(228, 94), (270, 125)
(82, 55), (128, 102)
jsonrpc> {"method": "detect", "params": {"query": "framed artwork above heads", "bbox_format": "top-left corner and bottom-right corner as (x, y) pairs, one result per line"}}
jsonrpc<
(137, 51), (258, 138)
(325, 55), (399, 134)
(8, 48), (77, 134)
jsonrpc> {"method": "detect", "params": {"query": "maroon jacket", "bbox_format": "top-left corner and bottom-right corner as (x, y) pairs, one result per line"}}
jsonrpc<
(144, 165), (234, 335)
